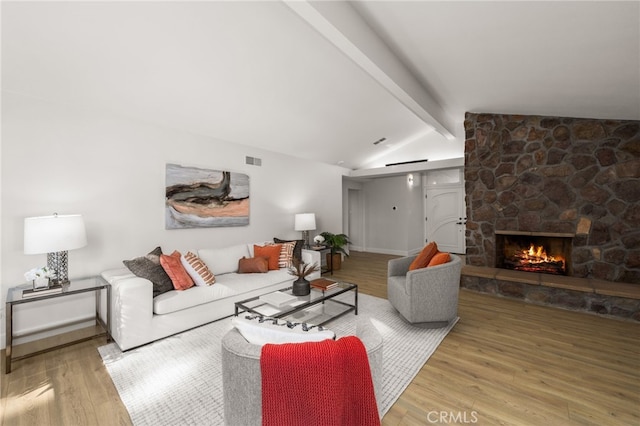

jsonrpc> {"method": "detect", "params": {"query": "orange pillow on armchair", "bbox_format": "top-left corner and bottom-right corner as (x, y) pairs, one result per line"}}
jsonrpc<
(409, 242), (438, 270)
(427, 251), (450, 267)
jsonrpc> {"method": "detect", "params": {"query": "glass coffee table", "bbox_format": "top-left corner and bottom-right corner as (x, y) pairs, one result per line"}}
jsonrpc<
(234, 282), (358, 326)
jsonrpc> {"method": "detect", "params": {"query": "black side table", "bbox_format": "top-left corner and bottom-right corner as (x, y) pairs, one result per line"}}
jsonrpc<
(309, 246), (333, 274)
(5, 276), (111, 374)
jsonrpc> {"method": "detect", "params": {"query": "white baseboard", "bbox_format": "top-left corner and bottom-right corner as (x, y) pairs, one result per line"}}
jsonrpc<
(361, 247), (410, 256)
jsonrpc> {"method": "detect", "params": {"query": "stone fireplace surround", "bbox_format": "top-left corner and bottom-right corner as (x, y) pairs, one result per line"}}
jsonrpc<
(462, 112), (639, 321)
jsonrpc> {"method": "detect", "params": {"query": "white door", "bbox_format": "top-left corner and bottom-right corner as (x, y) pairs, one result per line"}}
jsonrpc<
(425, 186), (466, 254)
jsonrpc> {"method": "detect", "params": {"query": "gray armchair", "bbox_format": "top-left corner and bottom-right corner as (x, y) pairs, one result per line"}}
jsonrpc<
(221, 318), (384, 425)
(387, 253), (462, 327)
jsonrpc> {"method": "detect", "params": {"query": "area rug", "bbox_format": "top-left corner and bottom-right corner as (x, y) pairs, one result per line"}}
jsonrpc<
(98, 293), (458, 425)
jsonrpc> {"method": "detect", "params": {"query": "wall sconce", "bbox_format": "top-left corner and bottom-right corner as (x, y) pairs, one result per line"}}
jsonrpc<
(294, 213), (316, 249)
(407, 173), (415, 188)
(24, 213), (88, 284)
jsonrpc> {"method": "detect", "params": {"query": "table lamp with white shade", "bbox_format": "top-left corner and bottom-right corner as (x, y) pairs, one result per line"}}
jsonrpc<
(24, 213), (88, 285)
(294, 213), (316, 249)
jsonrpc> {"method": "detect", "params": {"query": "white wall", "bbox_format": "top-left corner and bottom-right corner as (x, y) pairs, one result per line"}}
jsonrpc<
(359, 130), (464, 170)
(406, 174), (425, 254)
(1, 92), (346, 348)
(361, 174), (423, 255)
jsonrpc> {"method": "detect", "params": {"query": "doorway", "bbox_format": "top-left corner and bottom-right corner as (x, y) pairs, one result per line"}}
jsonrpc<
(347, 188), (364, 251)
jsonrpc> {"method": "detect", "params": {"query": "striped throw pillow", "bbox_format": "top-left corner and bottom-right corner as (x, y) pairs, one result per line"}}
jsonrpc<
(181, 251), (215, 286)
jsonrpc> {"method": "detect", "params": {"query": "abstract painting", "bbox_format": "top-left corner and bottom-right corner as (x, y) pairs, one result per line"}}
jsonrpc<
(165, 163), (249, 229)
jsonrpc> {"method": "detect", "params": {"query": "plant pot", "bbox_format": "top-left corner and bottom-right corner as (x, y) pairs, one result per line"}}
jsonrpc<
(326, 253), (342, 271)
(292, 277), (310, 296)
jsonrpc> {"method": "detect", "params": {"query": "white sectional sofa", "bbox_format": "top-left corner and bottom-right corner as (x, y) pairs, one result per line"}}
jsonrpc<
(101, 242), (321, 351)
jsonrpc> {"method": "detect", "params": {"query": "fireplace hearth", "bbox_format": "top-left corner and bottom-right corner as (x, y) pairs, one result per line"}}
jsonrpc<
(495, 231), (572, 276)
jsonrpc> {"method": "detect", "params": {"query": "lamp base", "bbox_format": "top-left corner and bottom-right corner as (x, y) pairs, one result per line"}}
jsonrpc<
(47, 250), (70, 285)
(301, 230), (310, 250)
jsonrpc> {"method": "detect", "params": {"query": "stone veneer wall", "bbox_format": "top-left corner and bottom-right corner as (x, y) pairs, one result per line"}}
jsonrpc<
(464, 113), (640, 284)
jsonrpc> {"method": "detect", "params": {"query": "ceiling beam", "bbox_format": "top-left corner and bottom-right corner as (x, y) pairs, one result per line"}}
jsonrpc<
(283, 0), (455, 139)
(349, 158), (464, 179)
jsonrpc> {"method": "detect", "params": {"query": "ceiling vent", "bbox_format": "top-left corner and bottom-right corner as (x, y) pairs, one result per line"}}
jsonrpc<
(385, 159), (428, 167)
(373, 137), (387, 145)
(245, 156), (262, 166)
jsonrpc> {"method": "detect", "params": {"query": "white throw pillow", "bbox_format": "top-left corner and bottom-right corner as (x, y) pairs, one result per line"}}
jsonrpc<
(181, 251), (215, 286)
(232, 314), (335, 346)
(198, 244), (250, 276)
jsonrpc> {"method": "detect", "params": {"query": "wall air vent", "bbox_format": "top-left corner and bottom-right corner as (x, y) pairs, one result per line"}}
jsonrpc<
(245, 156), (262, 166)
(385, 159), (428, 167)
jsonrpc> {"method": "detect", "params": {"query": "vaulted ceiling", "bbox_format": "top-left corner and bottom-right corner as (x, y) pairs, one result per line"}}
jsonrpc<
(3, 1), (639, 171)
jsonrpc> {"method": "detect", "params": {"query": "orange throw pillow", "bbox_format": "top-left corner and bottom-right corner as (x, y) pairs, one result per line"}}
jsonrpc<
(409, 242), (438, 270)
(238, 257), (269, 273)
(428, 251), (451, 267)
(254, 244), (282, 270)
(160, 251), (195, 290)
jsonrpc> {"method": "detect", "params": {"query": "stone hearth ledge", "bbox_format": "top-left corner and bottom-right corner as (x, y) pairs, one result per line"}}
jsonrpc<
(462, 266), (640, 300)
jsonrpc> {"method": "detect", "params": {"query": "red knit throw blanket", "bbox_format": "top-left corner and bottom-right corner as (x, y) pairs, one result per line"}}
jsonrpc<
(260, 336), (380, 426)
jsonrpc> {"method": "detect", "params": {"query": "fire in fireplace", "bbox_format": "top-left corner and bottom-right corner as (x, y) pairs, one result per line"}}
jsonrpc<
(495, 231), (573, 276)
(508, 243), (566, 274)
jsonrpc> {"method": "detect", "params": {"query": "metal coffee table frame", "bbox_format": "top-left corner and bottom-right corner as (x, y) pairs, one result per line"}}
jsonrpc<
(234, 282), (358, 326)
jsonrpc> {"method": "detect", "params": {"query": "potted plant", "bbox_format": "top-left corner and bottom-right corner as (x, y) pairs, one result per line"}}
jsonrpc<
(24, 266), (55, 290)
(312, 234), (325, 248)
(319, 231), (351, 271)
(288, 259), (320, 296)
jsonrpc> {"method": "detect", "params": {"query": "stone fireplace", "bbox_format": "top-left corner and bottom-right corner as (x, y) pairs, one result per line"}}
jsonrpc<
(461, 112), (639, 321)
(464, 113), (639, 282)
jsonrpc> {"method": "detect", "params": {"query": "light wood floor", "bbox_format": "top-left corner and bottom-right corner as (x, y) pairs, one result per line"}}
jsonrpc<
(2, 251), (638, 425)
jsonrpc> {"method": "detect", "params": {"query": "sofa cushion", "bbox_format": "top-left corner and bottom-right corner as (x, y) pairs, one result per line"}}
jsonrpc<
(409, 242), (438, 271)
(254, 244), (282, 271)
(247, 241), (271, 257)
(238, 256), (269, 274)
(160, 251), (195, 290)
(428, 251), (451, 267)
(232, 314), (335, 346)
(199, 244), (250, 275)
(215, 269), (291, 294)
(154, 284), (236, 315)
(182, 251), (216, 286)
(273, 238), (304, 261)
(123, 246), (174, 297)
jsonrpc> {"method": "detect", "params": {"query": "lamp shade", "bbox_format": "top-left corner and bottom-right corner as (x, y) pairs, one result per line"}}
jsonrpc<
(294, 213), (316, 231)
(24, 214), (87, 254)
